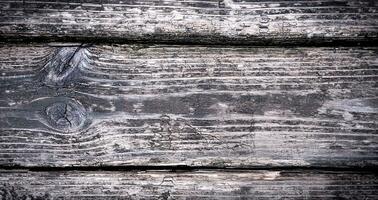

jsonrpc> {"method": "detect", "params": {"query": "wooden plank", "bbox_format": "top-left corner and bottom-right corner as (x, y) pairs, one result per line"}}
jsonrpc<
(0, 169), (376, 199)
(0, 0), (377, 45)
(0, 44), (377, 167)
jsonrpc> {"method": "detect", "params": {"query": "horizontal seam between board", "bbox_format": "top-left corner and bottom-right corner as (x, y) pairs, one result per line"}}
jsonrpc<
(0, 36), (378, 48)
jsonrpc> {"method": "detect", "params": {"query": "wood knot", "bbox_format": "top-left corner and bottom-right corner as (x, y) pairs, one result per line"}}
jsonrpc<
(41, 46), (88, 87)
(45, 98), (88, 132)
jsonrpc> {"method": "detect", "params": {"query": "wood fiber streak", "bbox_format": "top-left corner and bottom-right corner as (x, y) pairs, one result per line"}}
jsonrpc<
(0, 170), (377, 199)
(0, 0), (377, 44)
(0, 44), (377, 167)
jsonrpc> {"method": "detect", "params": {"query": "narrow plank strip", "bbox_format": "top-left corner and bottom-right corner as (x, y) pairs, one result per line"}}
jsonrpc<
(0, 44), (377, 167)
(0, 170), (376, 199)
(0, 0), (377, 44)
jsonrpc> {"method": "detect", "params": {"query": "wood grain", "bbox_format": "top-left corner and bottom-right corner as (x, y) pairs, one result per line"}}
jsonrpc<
(0, 44), (377, 167)
(0, 0), (377, 45)
(0, 169), (377, 199)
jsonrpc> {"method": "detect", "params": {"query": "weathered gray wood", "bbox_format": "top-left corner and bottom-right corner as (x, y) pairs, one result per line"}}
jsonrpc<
(0, 44), (377, 167)
(0, 0), (377, 45)
(0, 170), (376, 199)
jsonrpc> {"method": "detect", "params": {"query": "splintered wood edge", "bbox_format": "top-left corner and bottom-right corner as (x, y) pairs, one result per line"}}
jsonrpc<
(0, 0), (377, 45)
(0, 170), (376, 199)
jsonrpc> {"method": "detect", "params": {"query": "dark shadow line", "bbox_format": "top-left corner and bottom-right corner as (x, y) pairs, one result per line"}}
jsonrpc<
(0, 35), (377, 48)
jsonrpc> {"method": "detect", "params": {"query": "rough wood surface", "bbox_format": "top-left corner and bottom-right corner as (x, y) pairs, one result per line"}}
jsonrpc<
(0, 44), (377, 167)
(0, 169), (377, 199)
(0, 0), (377, 45)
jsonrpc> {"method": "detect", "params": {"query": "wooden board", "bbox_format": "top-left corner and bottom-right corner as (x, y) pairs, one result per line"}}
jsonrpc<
(0, 44), (377, 168)
(0, 169), (377, 199)
(0, 0), (377, 45)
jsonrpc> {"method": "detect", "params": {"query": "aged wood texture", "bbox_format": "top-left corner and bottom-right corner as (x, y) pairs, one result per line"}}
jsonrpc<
(0, 44), (377, 167)
(0, 0), (377, 45)
(0, 170), (377, 199)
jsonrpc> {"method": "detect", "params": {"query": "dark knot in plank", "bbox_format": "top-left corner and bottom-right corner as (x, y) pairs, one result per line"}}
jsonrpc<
(45, 98), (88, 133)
(41, 46), (88, 87)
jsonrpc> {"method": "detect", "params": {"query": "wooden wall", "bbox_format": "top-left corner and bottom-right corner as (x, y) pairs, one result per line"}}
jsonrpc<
(0, 0), (377, 199)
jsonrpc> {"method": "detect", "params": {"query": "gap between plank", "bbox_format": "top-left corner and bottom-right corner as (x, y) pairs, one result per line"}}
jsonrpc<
(1, 36), (377, 48)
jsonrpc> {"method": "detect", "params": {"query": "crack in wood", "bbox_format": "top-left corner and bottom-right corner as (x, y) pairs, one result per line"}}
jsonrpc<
(39, 45), (88, 87)
(44, 98), (89, 133)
